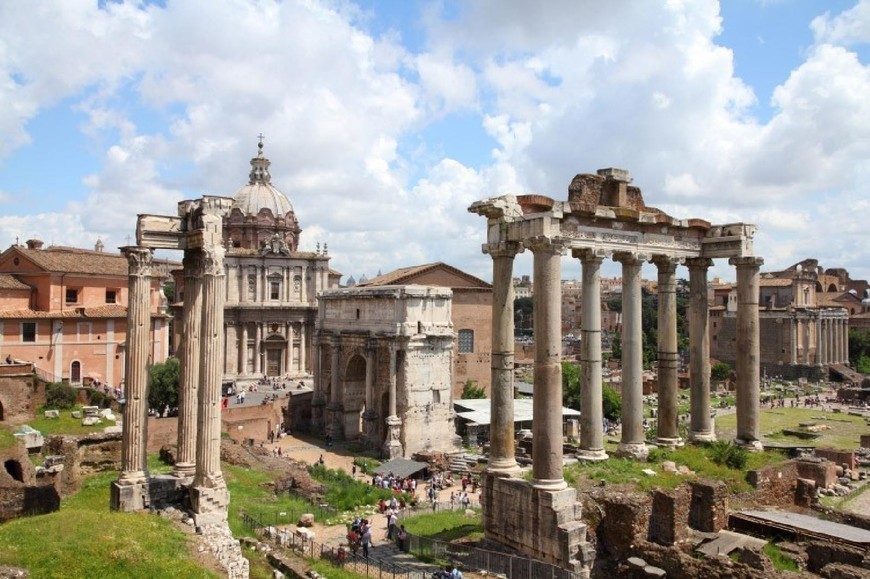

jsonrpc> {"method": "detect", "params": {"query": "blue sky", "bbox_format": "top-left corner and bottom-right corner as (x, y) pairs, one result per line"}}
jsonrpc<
(0, 0), (868, 284)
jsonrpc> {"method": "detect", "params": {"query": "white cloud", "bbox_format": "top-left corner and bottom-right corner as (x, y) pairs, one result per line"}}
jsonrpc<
(811, 0), (870, 46)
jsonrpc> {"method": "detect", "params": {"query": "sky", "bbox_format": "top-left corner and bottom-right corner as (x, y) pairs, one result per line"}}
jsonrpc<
(0, 0), (868, 285)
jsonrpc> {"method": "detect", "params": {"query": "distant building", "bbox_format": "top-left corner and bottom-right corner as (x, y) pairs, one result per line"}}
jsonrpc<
(0, 239), (171, 386)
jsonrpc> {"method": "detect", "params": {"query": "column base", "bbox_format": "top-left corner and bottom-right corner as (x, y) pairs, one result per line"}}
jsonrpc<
(688, 431), (717, 444)
(110, 479), (148, 512)
(383, 415), (403, 459)
(172, 462), (196, 479)
(615, 442), (649, 460)
(734, 438), (764, 452)
(487, 458), (522, 477)
(531, 477), (568, 491)
(190, 477), (230, 514)
(576, 449), (609, 462)
(654, 436), (684, 449)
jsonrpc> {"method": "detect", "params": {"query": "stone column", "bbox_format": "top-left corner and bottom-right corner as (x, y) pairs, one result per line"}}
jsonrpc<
(363, 338), (378, 445)
(687, 258), (715, 443)
(383, 343), (403, 458)
(173, 249), (202, 478)
(803, 319), (811, 365)
(654, 256), (681, 448)
(327, 336), (344, 440)
(253, 323), (262, 375)
(301, 265), (308, 302)
(116, 246), (153, 486)
(827, 318), (835, 365)
(615, 252), (648, 459)
(576, 250), (608, 461)
(528, 237), (566, 490)
(791, 318), (798, 364)
(239, 323), (248, 376)
(818, 317), (827, 366)
(485, 241), (522, 475)
(191, 244), (229, 516)
(311, 336), (325, 431)
(299, 323), (307, 373)
(730, 256), (763, 450)
(843, 318), (850, 364)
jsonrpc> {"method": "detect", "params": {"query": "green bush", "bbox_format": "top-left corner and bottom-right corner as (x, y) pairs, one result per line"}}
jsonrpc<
(460, 380), (486, 399)
(45, 382), (78, 409)
(85, 388), (111, 408)
(708, 440), (747, 470)
(308, 463), (408, 511)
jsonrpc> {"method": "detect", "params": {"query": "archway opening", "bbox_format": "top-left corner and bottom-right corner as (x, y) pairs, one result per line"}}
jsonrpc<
(71, 361), (81, 384)
(4, 459), (23, 482)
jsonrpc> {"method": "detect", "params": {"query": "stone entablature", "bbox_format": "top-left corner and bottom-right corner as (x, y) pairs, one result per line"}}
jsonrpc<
(314, 285), (459, 458)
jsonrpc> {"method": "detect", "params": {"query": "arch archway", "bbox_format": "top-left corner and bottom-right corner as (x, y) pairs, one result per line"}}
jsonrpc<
(70, 361), (81, 384)
(4, 459), (23, 482)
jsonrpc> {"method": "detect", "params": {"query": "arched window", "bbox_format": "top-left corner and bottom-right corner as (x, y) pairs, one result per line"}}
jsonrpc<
(70, 361), (82, 384)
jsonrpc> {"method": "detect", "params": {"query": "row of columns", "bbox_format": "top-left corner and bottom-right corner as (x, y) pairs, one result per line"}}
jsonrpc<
(485, 241), (765, 488)
(237, 320), (307, 376)
(116, 240), (229, 515)
(793, 316), (849, 366)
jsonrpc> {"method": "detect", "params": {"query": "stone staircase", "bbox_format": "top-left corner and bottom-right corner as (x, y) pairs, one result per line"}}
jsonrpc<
(447, 451), (473, 474)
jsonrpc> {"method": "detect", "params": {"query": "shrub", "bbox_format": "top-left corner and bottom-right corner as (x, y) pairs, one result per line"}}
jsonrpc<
(460, 380), (486, 399)
(45, 382), (78, 409)
(85, 389), (111, 408)
(708, 440), (747, 470)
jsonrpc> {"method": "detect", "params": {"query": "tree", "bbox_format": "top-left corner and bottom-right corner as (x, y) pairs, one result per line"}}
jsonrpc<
(602, 384), (622, 422)
(148, 358), (180, 414)
(856, 356), (870, 374)
(460, 380), (486, 399)
(45, 382), (78, 409)
(562, 361), (581, 410)
(711, 361), (732, 382)
(849, 328), (870, 365)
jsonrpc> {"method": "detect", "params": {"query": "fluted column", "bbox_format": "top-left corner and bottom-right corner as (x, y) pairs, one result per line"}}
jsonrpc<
(239, 323), (248, 375)
(191, 244), (229, 514)
(118, 246), (153, 484)
(791, 318), (798, 364)
(363, 338), (378, 445)
(687, 258), (715, 443)
(818, 317), (826, 366)
(528, 237), (566, 490)
(576, 250), (608, 461)
(383, 343), (403, 458)
(730, 256), (763, 450)
(311, 336), (325, 432)
(842, 318), (850, 364)
(173, 249), (202, 478)
(253, 323), (262, 375)
(327, 336), (344, 440)
(486, 241), (522, 475)
(654, 256), (681, 448)
(614, 253), (648, 459)
(803, 319), (811, 365)
(827, 318), (835, 365)
(299, 323), (307, 373)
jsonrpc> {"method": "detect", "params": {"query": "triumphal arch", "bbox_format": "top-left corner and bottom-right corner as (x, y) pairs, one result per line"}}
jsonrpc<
(469, 168), (763, 576)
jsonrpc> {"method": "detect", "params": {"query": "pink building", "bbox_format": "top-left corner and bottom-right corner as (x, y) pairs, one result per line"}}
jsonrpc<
(0, 239), (171, 387)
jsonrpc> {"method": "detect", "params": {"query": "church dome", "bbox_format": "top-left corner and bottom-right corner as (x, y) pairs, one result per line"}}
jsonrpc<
(225, 137), (301, 252)
(231, 140), (295, 217)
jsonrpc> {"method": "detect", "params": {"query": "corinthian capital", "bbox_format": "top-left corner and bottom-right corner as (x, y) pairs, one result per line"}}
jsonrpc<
(201, 245), (226, 276)
(122, 246), (153, 276)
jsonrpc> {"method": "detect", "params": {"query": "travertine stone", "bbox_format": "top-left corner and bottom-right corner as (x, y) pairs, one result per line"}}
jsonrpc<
(174, 249), (202, 478)
(528, 236), (567, 489)
(686, 258), (715, 442)
(192, 243), (229, 513)
(576, 250), (608, 461)
(485, 242), (522, 475)
(615, 252), (648, 459)
(119, 246), (153, 485)
(654, 256), (681, 448)
(731, 256), (764, 451)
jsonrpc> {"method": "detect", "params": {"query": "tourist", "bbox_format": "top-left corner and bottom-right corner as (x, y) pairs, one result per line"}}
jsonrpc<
(450, 563), (463, 578)
(361, 526), (372, 558)
(397, 524), (407, 551)
(318, 454), (325, 466)
(387, 511), (398, 541)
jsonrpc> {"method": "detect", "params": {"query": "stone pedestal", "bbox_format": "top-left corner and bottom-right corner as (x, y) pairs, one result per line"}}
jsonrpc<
(110, 480), (148, 512)
(383, 415), (403, 459)
(481, 473), (594, 577)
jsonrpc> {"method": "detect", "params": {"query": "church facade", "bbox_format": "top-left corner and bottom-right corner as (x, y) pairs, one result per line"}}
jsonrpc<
(173, 140), (340, 380)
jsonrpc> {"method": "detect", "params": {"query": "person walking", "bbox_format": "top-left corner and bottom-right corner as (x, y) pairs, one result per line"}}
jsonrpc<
(361, 526), (372, 558)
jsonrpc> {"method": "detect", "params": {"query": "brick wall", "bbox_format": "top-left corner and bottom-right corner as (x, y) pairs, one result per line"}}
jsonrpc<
(0, 370), (43, 424)
(814, 447), (857, 470)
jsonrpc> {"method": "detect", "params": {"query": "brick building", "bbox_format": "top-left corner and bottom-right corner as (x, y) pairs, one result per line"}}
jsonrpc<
(0, 239), (171, 387)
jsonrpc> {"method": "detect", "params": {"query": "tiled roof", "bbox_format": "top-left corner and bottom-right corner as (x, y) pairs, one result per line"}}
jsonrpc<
(0, 274), (30, 290)
(759, 278), (793, 287)
(13, 246), (129, 276)
(358, 262), (491, 289)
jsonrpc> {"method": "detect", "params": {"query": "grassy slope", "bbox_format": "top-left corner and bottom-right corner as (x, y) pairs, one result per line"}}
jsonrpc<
(715, 407), (867, 449)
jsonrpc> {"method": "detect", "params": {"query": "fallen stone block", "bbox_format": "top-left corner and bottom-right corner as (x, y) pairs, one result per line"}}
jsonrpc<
(71, 411), (82, 419)
(44, 410), (60, 419)
(81, 416), (102, 426)
(296, 527), (315, 541)
(662, 461), (677, 473)
(644, 565), (667, 577)
(627, 556), (647, 569)
(298, 513), (314, 527)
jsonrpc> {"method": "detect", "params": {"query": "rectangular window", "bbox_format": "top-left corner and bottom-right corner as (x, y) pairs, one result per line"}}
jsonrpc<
(65, 288), (79, 304)
(458, 329), (474, 353)
(22, 322), (36, 343)
(105, 290), (117, 304)
(270, 281), (280, 300)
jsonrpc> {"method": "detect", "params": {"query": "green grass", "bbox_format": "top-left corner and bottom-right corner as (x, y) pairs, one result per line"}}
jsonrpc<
(0, 469), (216, 578)
(716, 407), (867, 449)
(309, 464), (406, 512)
(0, 427), (17, 451)
(763, 542), (799, 572)
(568, 444), (788, 493)
(401, 509), (483, 542)
(26, 406), (117, 436)
(309, 558), (368, 578)
(224, 463), (313, 537)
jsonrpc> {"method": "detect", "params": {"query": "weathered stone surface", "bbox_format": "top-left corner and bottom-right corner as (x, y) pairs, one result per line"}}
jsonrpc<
(298, 513), (314, 527)
(648, 487), (689, 546)
(689, 480), (729, 532)
(598, 492), (651, 560)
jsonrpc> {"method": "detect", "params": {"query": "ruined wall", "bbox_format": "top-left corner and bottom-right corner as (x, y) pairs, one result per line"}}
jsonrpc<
(221, 402), (284, 443)
(689, 481), (729, 532)
(0, 368), (43, 424)
(43, 433), (122, 497)
(597, 492), (651, 560)
(0, 443), (59, 522)
(814, 448), (857, 470)
(482, 473), (593, 575)
(648, 487), (690, 545)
